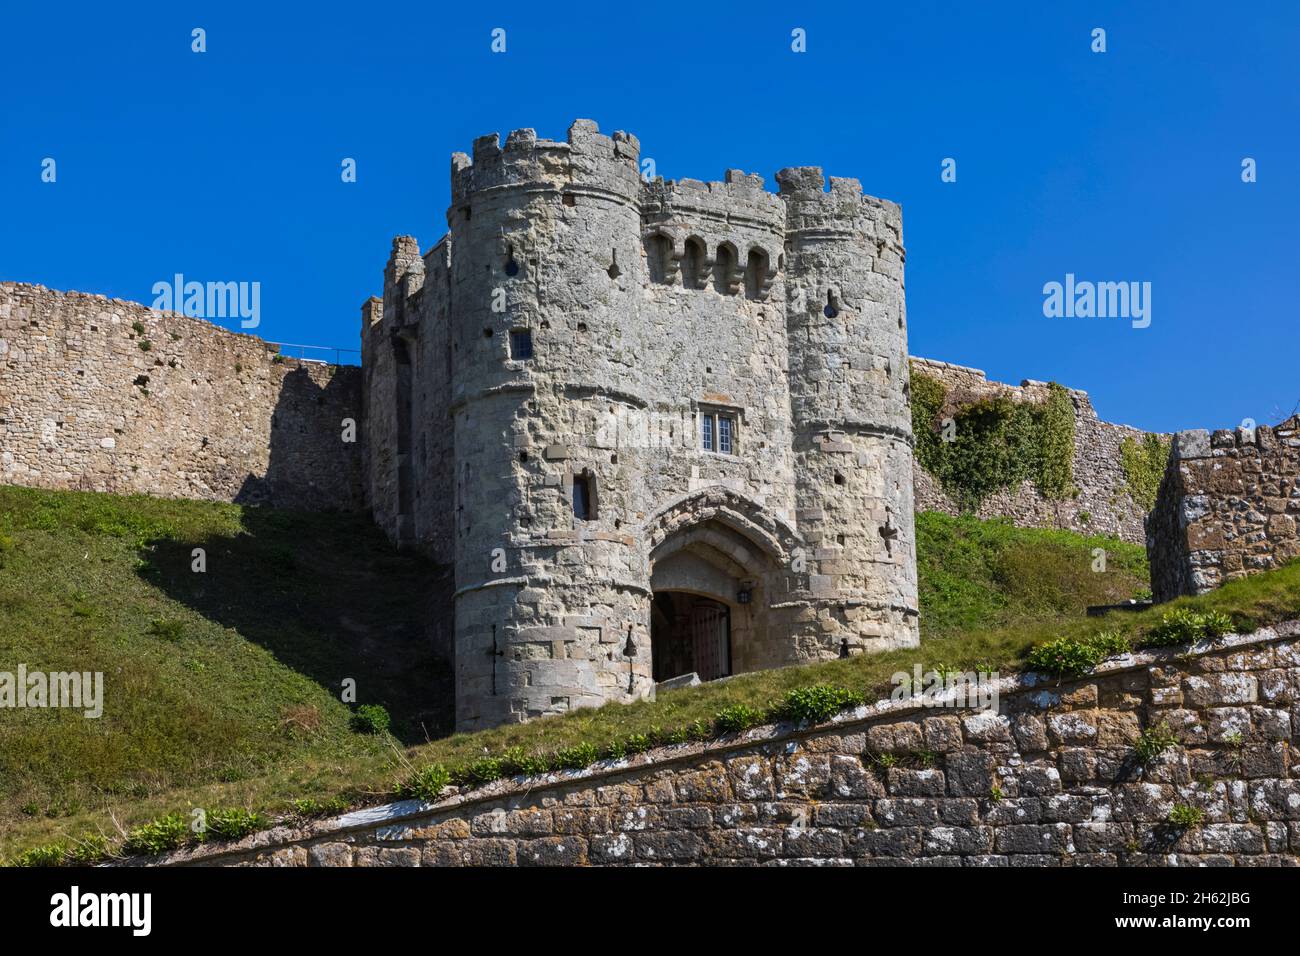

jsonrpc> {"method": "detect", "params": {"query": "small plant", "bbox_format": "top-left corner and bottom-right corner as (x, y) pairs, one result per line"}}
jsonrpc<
(203, 808), (268, 841)
(501, 746), (551, 776)
(1132, 587), (1153, 602)
(138, 339), (152, 352)
(10, 842), (68, 867)
(148, 618), (184, 641)
(714, 703), (766, 734)
(624, 732), (652, 754)
(1143, 608), (1233, 647)
(234, 362), (243, 374)
(123, 813), (189, 855)
(451, 755), (503, 787)
(272, 354), (286, 364)
(1026, 630), (1129, 677)
(131, 320), (146, 336)
(553, 741), (599, 770)
(1167, 804), (1205, 828)
(1201, 610), (1234, 638)
(687, 718), (712, 742)
(914, 749), (938, 768)
(990, 784), (1004, 802)
(870, 752), (898, 769)
(291, 796), (350, 818)
(350, 703), (390, 735)
(602, 739), (628, 761)
(1134, 720), (1179, 763)
(778, 684), (863, 724)
(402, 763), (451, 801)
(1223, 730), (1244, 748)
(65, 833), (111, 865)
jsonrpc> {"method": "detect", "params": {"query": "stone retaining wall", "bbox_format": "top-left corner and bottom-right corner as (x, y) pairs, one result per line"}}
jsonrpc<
(0, 283), (363, 511)
(911, 358), (1159, 544)
(137, 620), (1300, 867)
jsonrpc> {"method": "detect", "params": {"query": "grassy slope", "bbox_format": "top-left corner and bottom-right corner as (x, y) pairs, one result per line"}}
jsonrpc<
(4, 487), (1298, 861)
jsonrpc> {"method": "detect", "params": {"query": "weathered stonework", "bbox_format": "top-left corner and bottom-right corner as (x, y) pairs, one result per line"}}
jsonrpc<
(0, 283), (363, 510)
(362, 120), (919, 731)
(910, 358), (1161, 544)
(1148, 417), (1300, 601)
(136, 621), (1300, 867)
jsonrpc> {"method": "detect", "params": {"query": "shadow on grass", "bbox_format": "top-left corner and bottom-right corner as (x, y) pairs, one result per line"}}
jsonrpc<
(137, 505), (454, 745)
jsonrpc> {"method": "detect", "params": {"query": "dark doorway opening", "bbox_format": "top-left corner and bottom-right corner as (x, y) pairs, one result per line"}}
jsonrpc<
(650, 592), (731, 683)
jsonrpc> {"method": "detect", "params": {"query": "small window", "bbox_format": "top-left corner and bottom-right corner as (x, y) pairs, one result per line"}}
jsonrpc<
(573, 474), (594, 521)
(509, 329), (533, 360)
(699, 408), (738, 455)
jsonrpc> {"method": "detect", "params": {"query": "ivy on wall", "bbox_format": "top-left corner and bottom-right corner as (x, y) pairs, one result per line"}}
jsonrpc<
(910, 364), (1076, 512)
(1119, 433), (1172, 511)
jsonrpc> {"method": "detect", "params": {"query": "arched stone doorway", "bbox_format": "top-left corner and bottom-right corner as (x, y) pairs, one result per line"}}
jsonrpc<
(645, 488), (800, 682)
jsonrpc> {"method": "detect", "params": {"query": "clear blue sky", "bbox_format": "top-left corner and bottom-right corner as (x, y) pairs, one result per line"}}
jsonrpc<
(3, 2), (1296, 433)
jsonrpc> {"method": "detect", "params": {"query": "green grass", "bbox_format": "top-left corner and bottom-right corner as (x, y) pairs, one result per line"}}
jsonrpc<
(3, 486), (1299, 864)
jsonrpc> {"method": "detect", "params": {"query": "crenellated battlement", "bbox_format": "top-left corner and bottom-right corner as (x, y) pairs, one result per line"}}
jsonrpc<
(450, 119), (641, 210)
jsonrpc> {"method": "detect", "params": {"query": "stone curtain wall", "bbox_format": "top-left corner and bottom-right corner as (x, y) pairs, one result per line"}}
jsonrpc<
(911, 357), (1157, 543)
(141, 622), (1300, 867)
(1149, 419), (1300, 602)
(0, 283), (363, 511)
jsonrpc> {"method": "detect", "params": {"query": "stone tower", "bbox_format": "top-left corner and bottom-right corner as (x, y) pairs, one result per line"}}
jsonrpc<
(362, 121), (918, 732)
(777, 168), (918, 654)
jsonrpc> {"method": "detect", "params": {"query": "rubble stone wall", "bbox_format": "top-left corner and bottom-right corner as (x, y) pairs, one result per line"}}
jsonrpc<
(910, 357), (1159, 544)
(142, 622), (1300, 867)
(1148, 419), (1300, 602)
(0, 283), (363, 511)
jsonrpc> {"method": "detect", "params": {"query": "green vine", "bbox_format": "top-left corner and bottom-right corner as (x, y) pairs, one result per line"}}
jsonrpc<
(910, 366), (1076, 511)
(1119, 434), (1171, 511)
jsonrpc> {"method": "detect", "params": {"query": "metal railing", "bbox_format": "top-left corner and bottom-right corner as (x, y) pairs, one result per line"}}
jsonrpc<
(264, 342), (361, 366)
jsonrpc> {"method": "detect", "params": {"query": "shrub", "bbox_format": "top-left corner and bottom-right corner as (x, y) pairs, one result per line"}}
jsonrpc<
(203, 808), (267, 841)
(123, 813), (189, 855)
(714, 703), (766, 734)
(402, 764), (450, 801)
(1026, 630), (1129, 677)
(1168, 804), (1205, 828)
(1120, 434), (1172, 511)
(350, 703), (390, 735)
(778, 685), (863, 724)
(1134, 721), (1179, 763)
